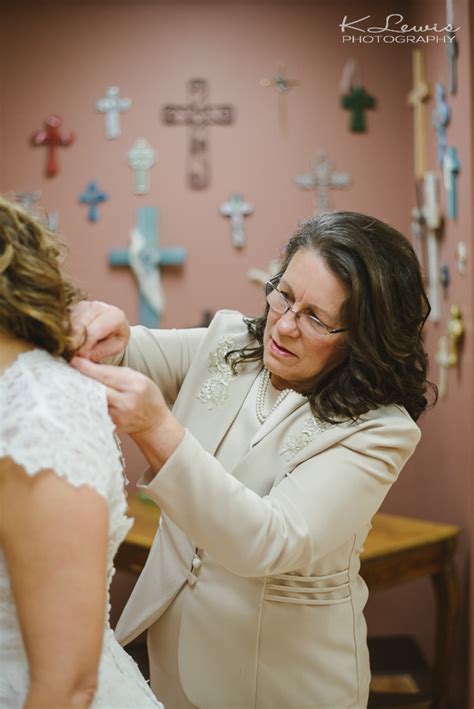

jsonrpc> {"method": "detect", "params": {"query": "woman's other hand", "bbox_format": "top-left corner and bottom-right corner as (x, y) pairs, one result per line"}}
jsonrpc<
(71, 357), (185, 470)
(70, 301), (130, 362)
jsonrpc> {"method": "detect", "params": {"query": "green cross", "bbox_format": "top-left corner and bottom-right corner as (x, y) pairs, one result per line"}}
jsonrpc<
(341, 86), (375, 133)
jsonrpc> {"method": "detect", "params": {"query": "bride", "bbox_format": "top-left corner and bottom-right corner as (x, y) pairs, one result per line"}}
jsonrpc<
(0, 198), (163, 708)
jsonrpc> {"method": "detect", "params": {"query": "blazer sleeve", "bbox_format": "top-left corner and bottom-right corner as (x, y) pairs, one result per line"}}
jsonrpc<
(110, 325), (207, 406)
(139, 412), (421, 577)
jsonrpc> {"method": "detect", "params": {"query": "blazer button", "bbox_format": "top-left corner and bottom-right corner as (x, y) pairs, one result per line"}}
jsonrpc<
(192, 556), (202, 570)
(187, 572), (197, 586)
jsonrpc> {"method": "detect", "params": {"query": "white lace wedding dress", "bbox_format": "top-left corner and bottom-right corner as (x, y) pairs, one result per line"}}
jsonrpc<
(0, 349), (163, 708)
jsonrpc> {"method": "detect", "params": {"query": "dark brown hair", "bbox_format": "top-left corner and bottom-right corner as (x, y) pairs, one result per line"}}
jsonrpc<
(0, 197), (84, 360)
(227, 211), (436, 422)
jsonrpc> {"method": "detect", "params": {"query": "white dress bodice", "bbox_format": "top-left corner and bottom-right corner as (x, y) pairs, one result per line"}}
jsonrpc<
(0, 349), (162, 708)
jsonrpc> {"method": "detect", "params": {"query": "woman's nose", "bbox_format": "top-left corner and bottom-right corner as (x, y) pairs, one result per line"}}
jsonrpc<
(276, 308), (300, 336)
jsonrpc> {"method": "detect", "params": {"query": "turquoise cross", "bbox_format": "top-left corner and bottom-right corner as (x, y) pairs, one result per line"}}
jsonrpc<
(109, 206), (186, 327)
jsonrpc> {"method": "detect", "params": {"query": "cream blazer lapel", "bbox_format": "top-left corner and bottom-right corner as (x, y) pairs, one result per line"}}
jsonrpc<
(172, 342), (261, 457)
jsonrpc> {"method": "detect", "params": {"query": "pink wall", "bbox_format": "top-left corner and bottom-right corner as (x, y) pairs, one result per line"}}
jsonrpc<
(2, 0), (472, 703)
(363, 2), (473, 706)
(471, 5), (474, 702)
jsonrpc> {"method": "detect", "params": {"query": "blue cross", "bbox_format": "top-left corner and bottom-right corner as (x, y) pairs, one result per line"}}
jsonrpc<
(109, 206), (186, 327)
(432, 83), (450, 167)
(79, 180), (108, 221)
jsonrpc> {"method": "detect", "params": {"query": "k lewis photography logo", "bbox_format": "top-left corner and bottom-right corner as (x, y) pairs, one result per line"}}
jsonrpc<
(339, 13), (460, 44)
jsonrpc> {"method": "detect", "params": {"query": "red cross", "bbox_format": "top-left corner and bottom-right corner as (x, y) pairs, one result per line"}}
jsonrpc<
(32, 115), (74, 177)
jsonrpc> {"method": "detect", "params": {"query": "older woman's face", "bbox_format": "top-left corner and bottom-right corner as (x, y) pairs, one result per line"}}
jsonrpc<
(263, 249), (348, 393)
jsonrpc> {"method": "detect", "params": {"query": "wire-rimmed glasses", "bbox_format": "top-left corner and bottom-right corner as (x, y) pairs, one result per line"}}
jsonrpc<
(264, 278), (348, 338)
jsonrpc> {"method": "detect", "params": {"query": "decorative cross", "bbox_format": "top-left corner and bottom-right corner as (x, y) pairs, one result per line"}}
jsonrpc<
(410, 205), (426, 275)
(219, 193), (254, 248)
(15, 191), (59, 231)
(407, 50), (431, 180)
(247, 260), (280, 287)
(16, 191), (41, 213)
(295, 152), (351, 215)
(260, 63), (300, 135)
(455, 241), (467, 275)
(422, 171), (442, 322)
(127, 138), (156, 194)
(436, 304), (464, 399)
(446, 0), (458, 94)
(79, 181), (108, 222)
(432, 83), (450, 167)
(162, 78), (234, 189)
(48, 212), (60, 232)
(341, 86), (375, 133)
(96, 86), (131, 139)
(443, 146), (460, 219)
(32, 115), (74, 177)
(109, 206), (186, 327)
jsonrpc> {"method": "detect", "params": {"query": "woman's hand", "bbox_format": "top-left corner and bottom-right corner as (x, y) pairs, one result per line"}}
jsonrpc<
(70, 301), (130, 362)
(71, 358), (185, 469)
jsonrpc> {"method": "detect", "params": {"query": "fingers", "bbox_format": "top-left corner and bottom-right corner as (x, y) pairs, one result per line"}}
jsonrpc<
(70, 357), (131, 391)
(70, 301), (130, 361)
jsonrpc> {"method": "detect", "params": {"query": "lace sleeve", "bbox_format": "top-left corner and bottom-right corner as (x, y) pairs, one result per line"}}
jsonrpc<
(0, 352), (124, 499)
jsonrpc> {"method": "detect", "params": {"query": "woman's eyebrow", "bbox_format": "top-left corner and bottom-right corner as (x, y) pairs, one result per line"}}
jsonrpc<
(279, 278), (333, 321)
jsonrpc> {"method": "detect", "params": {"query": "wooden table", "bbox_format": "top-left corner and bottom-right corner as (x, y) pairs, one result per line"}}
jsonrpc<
(115, 493), (460, 709)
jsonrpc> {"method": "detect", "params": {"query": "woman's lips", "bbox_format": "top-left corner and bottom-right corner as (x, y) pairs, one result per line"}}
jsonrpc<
(270, 338), (296, 357)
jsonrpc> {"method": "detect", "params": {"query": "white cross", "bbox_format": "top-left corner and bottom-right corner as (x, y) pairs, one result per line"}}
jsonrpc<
(96, 86), (131, 139)
(422, 171), (442, 322)
(295, 152), (350, 214)
(219, 193), (254, 248)
(16, 191), (41, 213)
(127, 138), (156, 194)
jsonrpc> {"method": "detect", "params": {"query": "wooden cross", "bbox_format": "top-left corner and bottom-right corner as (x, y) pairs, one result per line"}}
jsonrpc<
(219, 193), (254, 248)
(162, 79), (234, 189)
(407, 50), (431, 180)
(443, 146), (460, 220)
(260, 63), (300, 135)
(32, 115), (74, 177)
(295, 152), (351, 215)
(432, 82), (450, 167)
(341, 86), (375, 133)
(109, 206), (186, 327)
(79, 180), (108, 222)
(127, 138), (156, 194)
(96, 86), (131, 139)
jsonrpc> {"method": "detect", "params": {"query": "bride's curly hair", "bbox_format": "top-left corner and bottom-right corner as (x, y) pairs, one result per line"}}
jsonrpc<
(227, 211), (437, 423)
(0, 197), (84, 360)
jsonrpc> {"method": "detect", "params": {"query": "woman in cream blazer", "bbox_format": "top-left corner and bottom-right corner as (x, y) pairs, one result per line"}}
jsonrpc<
(72, 212), (434, 709)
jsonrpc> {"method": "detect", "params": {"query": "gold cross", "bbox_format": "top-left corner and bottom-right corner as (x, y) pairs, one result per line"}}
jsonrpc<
(261, 63), (300, 135)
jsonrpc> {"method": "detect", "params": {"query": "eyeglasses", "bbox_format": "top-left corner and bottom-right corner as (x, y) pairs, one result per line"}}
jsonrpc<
(265, 278), (348, 338)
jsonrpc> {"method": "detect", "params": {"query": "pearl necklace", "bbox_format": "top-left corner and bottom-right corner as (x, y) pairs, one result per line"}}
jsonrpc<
(256, 368), (292, 424)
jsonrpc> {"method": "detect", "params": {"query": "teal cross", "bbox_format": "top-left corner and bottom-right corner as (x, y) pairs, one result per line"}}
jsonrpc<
(109, 206), (186, 327)
(341, 86), (376, 133)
